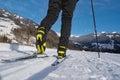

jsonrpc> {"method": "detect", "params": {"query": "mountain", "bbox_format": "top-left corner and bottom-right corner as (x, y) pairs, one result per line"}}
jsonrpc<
(0, 8), (59, 47)
(70, 32), (120, 53)
(0, 8), (38, 27)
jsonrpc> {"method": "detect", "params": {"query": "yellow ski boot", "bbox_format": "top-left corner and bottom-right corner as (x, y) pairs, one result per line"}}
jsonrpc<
(36, 27), (46, 54)
(57, 46), (66, 59)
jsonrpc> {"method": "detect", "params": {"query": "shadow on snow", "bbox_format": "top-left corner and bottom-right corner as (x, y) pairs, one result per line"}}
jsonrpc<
(28, 65), (58, 80)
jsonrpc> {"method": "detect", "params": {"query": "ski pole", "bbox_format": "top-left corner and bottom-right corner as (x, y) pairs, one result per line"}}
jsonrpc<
(90, 0), (100, 58)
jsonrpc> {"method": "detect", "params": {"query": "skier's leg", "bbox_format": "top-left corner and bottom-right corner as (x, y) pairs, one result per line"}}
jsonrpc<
(36, 0), (61, 54)
(57, 0), (78, 59)
(39, 0), (61, 33)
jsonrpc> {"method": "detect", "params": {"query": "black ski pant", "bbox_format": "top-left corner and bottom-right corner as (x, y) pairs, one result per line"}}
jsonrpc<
(39, 0), (78, 48)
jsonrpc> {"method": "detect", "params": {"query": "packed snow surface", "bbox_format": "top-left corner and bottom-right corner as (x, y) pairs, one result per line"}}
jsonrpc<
(0, 43), (120, 80)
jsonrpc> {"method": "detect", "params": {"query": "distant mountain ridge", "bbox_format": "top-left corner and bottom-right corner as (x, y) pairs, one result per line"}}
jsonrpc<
(70, 32), (120, 53)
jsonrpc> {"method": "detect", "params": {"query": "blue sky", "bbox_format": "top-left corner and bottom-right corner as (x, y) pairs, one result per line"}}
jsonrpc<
(0, 0), (120, 35)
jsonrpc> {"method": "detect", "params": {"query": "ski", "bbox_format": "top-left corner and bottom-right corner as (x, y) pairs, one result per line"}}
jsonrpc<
(1, 53), (49, 63)
(51, 55), (69, 66)
(51, 58), (66, 66)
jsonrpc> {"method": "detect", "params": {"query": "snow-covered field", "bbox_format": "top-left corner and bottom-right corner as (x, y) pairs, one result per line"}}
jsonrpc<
(0, 43), (120, 80)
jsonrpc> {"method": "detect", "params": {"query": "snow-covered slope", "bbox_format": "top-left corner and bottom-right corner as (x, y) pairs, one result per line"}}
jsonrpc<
(0, 17), (19, 35)
(0, 43), (120, 80)
(0, 17), (19, 42)
(0, 8), (38, 44)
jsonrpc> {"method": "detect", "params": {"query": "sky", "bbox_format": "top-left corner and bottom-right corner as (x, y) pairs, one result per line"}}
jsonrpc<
(0, 0), (120, 36)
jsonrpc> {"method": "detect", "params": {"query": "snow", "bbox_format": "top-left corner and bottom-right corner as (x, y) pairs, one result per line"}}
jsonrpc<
(2, 14), (8, 17)
(0, 43), (120, 80)
(56, 32), (61, 37)
(56, 32), (79, 38)
(101, 31), (106, 34)
(112, 32), (117, 34)
(70, 34), (79, 38)
(0, 17), (19, 35)
(0, 17), (20, 43)
(116, 35), (119, 37)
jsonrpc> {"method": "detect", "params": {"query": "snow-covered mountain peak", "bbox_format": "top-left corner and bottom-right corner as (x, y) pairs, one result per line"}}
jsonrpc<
(70, 34), (79, 38)
(101, 31), (106, 34)
(0, 8), (38, 27)
(112, 31), (117, 34)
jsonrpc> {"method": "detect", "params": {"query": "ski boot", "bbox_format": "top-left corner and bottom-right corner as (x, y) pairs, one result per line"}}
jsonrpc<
(36, 27), (46, 54)
(57, 46), (66, 59)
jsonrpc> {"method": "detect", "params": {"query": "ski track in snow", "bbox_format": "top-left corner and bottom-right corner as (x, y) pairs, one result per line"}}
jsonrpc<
(43, 51), (120, 80)
(0, 43), (120, 80)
